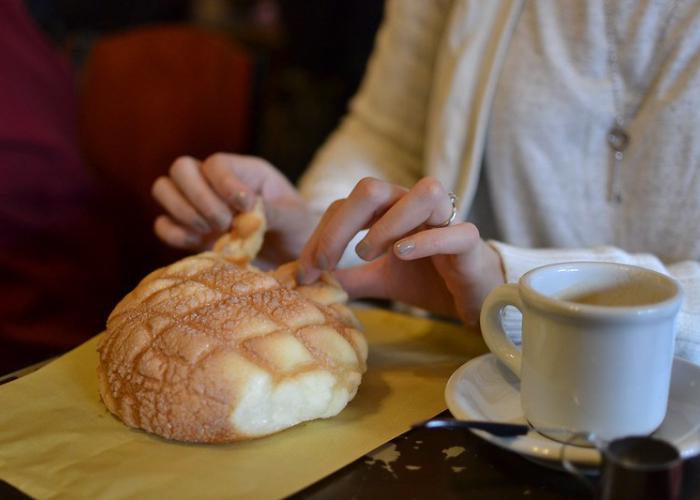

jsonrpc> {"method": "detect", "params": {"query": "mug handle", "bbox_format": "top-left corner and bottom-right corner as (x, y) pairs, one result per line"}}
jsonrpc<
(480, 284), (524, 377)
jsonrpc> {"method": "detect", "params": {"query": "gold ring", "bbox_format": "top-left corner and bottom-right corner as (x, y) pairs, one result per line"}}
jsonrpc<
(435, 192), (457, 227)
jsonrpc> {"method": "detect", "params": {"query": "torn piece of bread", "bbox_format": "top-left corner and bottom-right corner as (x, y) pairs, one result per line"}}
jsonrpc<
(97, 202), (367, 443)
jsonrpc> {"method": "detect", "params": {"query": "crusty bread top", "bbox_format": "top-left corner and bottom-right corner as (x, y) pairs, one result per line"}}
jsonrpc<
(98, 256), (366, 442)
(97, 199), (366, 442)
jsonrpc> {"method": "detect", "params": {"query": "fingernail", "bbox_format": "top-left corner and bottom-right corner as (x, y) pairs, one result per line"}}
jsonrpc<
(184, 234), (201, 247)
(215, 213), (231, 231)
(233, 191), (252, 211)
(296, 265), (316, 285)
(355, 239), (370, 260)
(315, 253), (329, 271)
(193, 218), (210, 233)
(295, 266), (306, 284)
(396, 240), (415, 256)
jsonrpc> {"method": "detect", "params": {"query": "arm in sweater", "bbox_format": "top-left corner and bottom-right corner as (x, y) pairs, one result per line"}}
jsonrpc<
(490, 241), (700, 364)
(298, 0), (449, 214)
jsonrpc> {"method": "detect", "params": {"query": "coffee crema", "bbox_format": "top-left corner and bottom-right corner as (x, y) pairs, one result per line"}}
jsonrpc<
(559, 282), (670, 307)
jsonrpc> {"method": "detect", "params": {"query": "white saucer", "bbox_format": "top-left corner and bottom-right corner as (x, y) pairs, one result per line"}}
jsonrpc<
(445, 353), (700, 467)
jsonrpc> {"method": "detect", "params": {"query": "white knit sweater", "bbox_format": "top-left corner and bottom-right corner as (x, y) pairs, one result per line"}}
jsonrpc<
(298, 0), (700, 364)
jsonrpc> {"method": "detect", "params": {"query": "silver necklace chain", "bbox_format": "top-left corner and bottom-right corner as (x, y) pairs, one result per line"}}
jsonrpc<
(603, 0), (682, 203)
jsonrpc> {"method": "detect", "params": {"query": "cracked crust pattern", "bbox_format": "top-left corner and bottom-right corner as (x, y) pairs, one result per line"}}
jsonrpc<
(97, 204), (366, 443)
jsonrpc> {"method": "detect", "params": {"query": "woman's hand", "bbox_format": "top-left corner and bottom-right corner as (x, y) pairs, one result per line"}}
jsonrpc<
(151, 153), (316, 264)
(298, 177), (505, 326)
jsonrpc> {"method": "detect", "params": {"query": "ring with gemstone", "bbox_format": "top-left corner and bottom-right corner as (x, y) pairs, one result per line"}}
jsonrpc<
(435, 192), (457, 227)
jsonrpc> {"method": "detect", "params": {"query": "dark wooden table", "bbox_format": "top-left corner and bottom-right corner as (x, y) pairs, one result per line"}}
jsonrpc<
(1, 369), (699, 499)
(290, 409), (700, 500)
(292, 411), (591, 500)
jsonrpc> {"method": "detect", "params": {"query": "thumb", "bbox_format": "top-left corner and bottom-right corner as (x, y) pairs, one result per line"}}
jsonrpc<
(334, 259), (388, 300)
(203, 154), (290, 211)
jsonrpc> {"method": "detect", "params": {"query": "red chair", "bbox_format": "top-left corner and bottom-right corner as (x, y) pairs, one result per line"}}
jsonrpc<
(79, 25), (255, 286)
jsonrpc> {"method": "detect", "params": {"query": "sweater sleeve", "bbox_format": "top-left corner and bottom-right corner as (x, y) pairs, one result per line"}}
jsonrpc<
(489, 241), (700, 365)
(297, 0), (449, 214)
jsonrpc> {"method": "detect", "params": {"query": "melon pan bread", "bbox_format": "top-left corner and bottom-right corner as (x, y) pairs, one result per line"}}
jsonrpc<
(97, 202), (367, 443)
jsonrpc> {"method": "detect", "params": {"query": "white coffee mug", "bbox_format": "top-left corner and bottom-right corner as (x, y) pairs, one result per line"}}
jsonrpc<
(480, 262), (683, 442)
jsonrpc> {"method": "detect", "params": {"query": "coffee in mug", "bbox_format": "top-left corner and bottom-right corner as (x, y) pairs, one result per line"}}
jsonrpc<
(480, 262), (683, 442)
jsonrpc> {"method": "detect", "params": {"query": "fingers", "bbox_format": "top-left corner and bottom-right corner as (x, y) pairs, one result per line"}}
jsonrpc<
(153, 152), (312, 259)
(300, 176), (455, 283)
(152, 155), (237, 250)
(298, 178), (407, 282)
(200, 154), (264, 212)
(319, 178), (407, 265)
(153, 215), (202, 249)
(168, 156), (232, 231)
(151, 176), (211, 233)
(297, 199), (345, 284)
(392, 223), (481, 260)
(205, 154), (279, 193)
(354, 176), (454, 261)
(155, 154), (289, 233)
(200, 153), (305, 233)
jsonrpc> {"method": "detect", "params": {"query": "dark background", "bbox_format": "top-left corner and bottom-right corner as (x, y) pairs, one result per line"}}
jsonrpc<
(0, 0), (384, 374)
(26, 0), (385, 182)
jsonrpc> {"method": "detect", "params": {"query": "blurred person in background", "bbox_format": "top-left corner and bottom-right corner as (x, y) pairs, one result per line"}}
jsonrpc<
(0, 0), (381, 374)
(152, 1), (700, 365)
(0, 0), (187, 374)
(0, 0), (116, 374)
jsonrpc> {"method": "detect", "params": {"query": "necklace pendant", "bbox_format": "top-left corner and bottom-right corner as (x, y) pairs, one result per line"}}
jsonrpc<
(607, 126), (630, 152)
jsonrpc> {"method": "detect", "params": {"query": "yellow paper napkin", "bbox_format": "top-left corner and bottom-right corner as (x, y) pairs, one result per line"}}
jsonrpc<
(0, 308), (486, 499)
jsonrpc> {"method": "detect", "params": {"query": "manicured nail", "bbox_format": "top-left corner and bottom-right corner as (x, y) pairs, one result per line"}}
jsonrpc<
(355, 239), (370, 260)
(184, 234), (201, 247)
(193, 218), (210, 233)
(233, 191), (252, 211)
(296, 265), (316, 285)
(315, 253), (329, 271)
(396, 240), (415, 256)
(215, 213), (231, 231)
